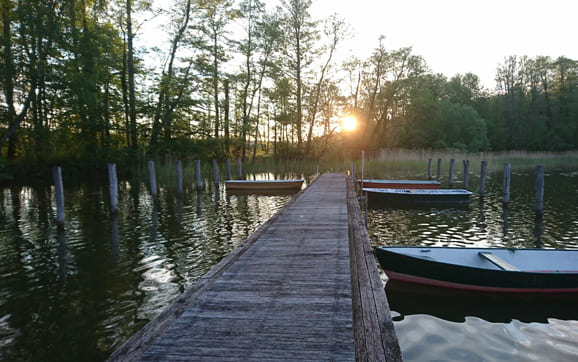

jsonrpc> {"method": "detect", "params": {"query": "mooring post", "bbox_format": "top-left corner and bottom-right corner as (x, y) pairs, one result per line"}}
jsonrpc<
(237, 157), (243, 179)
(148, 161), (157, 198)
(195, 160), (202, 190)
(463, 160), (470, 189)
(436, 158), (442, 182)
(212, 158), (220, 188)
(503, 162), (511, 204)
(111, 213), (120, 263)
(449, 159), (455, 187)
(361, 150), (365, 191)
(176, 160), (183, 196)
(535, 165), (545, 215)
(353, 163), (357, 193)
(108, 163), (119, 214)
(428, 158), (433, 180)
(480, 160), (487, 196)
(52, 166), (65, 230)
(226, 158), (232, 180)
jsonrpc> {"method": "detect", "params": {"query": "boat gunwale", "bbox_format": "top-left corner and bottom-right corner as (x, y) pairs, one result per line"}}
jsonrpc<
(374, 246), (578, 292)
(364, 188), (473, 195)
(225, 179), (305, 184)
(375, 246), (578, 275)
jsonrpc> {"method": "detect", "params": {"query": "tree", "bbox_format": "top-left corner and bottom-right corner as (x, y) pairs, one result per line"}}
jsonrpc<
(304, 14), (347, 156)
(238, 0), (262, 160)
(280, 0), (317, 150)
(150, 0), (195, 149)
(496, 56), (523, 149)
(195, 0), (239, 145)
(0, 0), (38, 158)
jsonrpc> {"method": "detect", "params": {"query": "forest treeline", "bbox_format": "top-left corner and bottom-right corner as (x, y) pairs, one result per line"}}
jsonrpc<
(1, 0), (577, 178)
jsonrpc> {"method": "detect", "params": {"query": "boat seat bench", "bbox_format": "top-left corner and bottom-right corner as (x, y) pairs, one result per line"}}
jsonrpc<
(479, 252), (519, 271)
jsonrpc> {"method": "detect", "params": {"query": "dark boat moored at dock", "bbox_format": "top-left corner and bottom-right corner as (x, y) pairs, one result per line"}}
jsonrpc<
(375, 246), (578, 294)
(364, 188), (472, 207)
(358, 179), (440, 189)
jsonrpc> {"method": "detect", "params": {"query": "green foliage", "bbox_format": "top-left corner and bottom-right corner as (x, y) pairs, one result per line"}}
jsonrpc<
(1, 0), (577, 182)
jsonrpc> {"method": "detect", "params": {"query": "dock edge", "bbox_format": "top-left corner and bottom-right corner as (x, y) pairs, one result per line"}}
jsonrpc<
(347, 175), (403, 361)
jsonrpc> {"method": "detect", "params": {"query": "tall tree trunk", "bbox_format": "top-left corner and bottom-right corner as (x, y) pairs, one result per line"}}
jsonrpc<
(150, 0), (192, 148)
(296, 41), (302, 148)
(121, 35), (130, 147)
(127, 0), (137, 150)
(213, 34), (220, 140)
(224, 78), (230, 154)
(1, 0), (18, 158)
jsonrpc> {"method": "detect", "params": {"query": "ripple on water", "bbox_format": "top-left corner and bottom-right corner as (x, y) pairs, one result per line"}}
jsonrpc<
(396, 315), (578, 361)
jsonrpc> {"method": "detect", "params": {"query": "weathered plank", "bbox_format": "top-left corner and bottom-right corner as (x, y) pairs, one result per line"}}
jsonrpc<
(107, 177), (312, 361)
(347, 177), (402, 361)
(108, 173), (401, 361)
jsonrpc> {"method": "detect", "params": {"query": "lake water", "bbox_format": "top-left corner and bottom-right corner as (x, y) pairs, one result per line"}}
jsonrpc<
(0, 169), (310, 361)
(366, 165), (578, 361)
(1, 161), (577, 361)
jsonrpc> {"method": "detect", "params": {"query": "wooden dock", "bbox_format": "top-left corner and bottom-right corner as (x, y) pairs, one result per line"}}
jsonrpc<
(108, 173), (401, 361)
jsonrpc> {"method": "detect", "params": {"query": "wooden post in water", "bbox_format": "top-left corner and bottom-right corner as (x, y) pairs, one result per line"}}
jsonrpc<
(52, 166), (65, 230)
(463, 160), (470, 189)
(148, 161), (158, 198)
(226, 158), (232, 180)
(212, 158), (220, 188)
(108, 163), (119, 214)
(436, 158), (442, 182)
(479, 161), (487, 195)
(535, 165), (545, 215)
(502, 162), (511, 204)
(361, 150), (365, 191)
(448, 159), (455, 187)
(237, 157), (243, 179)
(427, 158), (433, 180)
(195, 160), (202, 190)
(176, 160), (183, 195)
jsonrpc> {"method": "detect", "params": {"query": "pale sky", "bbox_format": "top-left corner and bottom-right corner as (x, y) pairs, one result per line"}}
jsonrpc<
(142, 0), (576, 90)
(300, 0), (577, 89)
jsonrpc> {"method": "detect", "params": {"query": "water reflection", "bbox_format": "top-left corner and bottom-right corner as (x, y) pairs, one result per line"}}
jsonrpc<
(387, 280), (578, 323)
(368, 167), (578, 361)
(0, 171), (303, 360)
(394, 314), (578, 361)
(368, 169), (578, 249)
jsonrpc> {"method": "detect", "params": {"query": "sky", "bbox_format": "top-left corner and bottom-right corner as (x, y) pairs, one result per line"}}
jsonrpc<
(142, 0), (577, 90)
(294, 0), (578, 89)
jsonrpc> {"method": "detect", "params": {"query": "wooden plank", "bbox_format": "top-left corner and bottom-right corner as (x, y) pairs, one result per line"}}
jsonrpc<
(106, 177), (314, 361)
(109, 173), (402, 362)
(479, 252), (518, 271)
(347, 176), (402, 361)
(109, 173), (356, 361)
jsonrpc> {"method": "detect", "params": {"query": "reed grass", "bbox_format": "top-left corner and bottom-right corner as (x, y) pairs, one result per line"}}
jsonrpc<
(132, 150), (578, 188)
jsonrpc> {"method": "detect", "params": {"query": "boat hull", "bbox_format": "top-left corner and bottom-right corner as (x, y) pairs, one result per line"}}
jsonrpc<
(225, 179), (304, 191)
(386, 279), (578, 323)
(375, 246), (578, 294)
(357, 179), (440, 189)
(365, 188), (472, 208)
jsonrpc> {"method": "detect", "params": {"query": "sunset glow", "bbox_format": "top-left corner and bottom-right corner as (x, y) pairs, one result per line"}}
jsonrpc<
(342, 116), (357, 132)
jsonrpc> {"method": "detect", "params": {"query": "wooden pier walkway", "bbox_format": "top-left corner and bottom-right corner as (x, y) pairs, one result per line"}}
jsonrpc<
(109, 173), (401, 361)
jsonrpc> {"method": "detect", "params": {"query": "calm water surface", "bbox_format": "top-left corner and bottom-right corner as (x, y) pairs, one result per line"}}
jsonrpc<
(367, 165), (578, 361)
(0, 170), (310, 361)
(2, 162), (577, 361)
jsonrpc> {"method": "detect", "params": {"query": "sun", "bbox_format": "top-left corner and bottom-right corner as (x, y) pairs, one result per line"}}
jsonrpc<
(342, 116), (357, 132)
